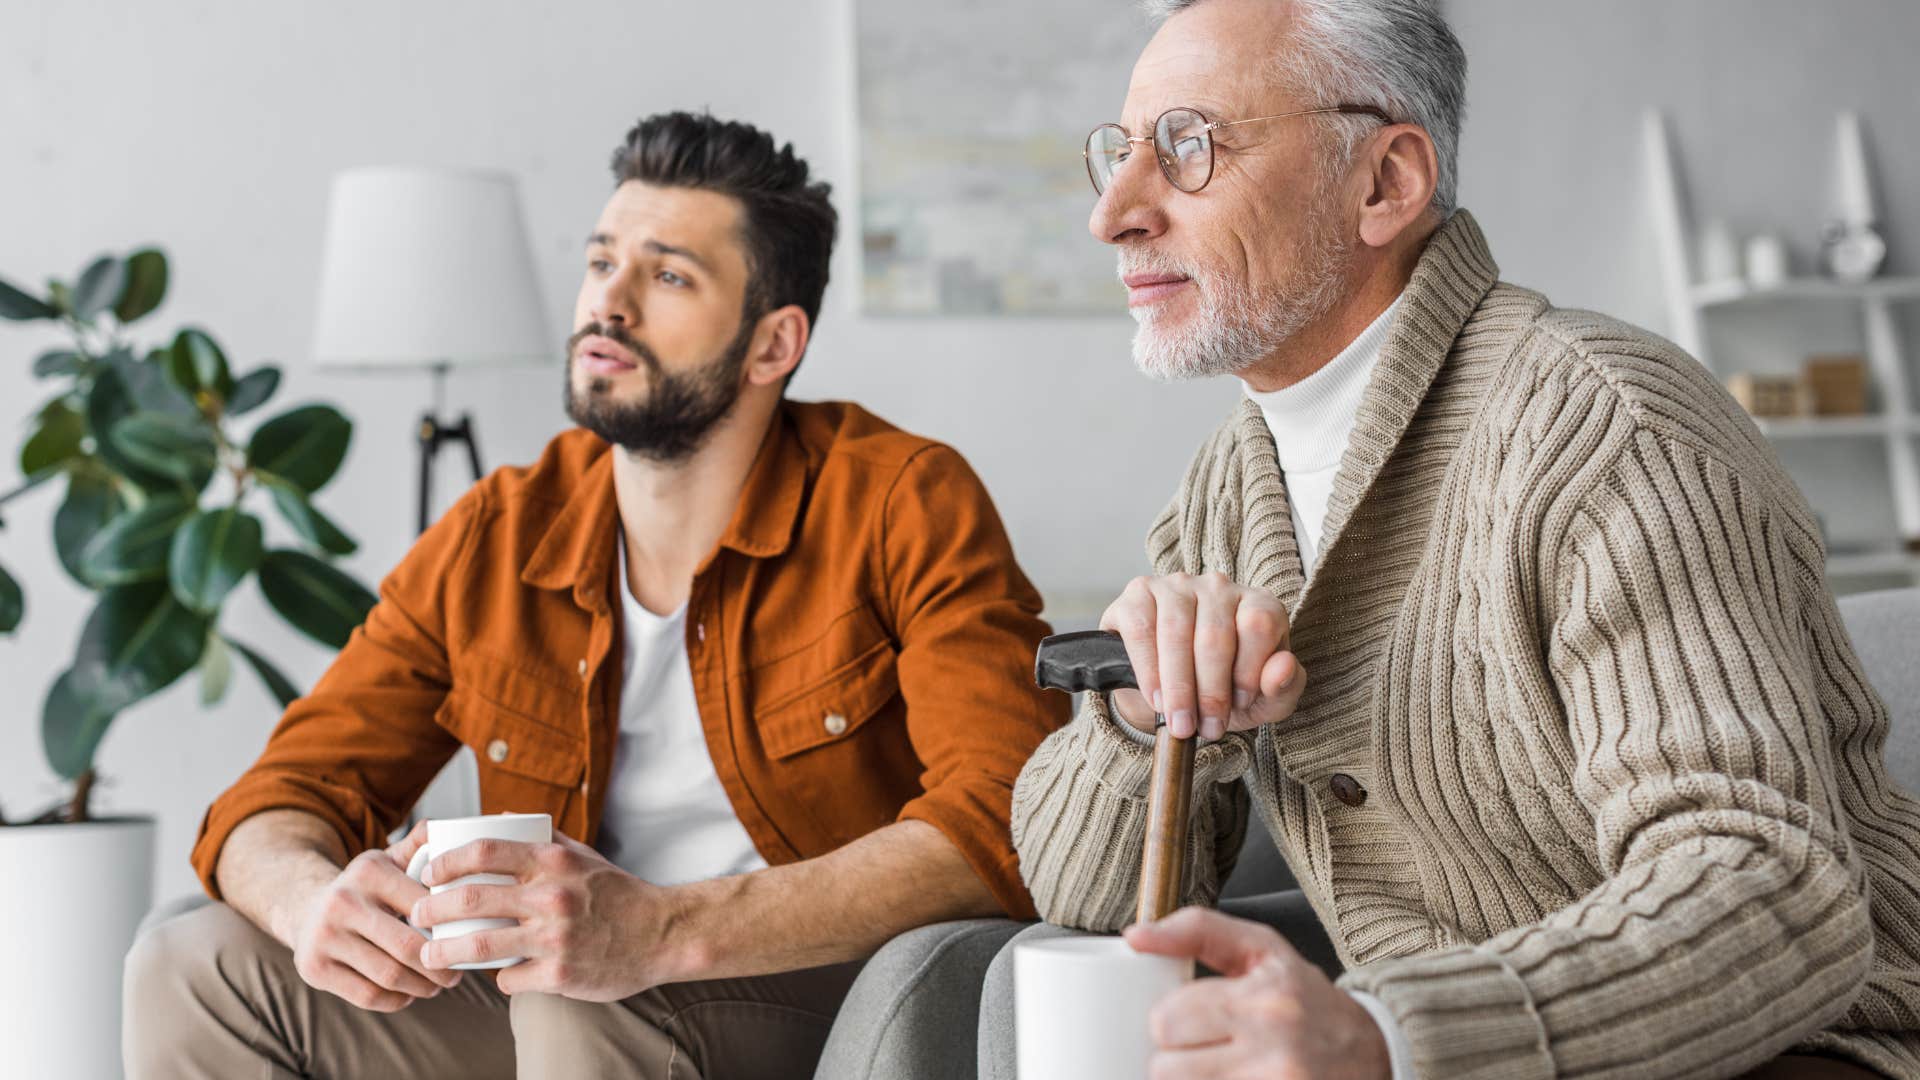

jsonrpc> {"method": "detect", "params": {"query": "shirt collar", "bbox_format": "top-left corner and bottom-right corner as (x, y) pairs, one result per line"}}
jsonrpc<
(520, 403), (808, 608)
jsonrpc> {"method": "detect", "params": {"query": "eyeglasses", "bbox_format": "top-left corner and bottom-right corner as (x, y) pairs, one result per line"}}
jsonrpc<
(1084, 104), (1393, 196)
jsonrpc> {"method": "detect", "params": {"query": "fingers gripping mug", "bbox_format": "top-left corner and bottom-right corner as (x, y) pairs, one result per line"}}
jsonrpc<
(404, 812), (551, 970)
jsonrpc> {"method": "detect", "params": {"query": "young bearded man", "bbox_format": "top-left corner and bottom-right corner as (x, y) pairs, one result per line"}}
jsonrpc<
(124, 111), (1067, 1080)
(1004, 1), (1920, 1078)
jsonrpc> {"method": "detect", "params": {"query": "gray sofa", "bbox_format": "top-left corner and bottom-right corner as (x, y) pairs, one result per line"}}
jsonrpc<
(812, 586), (1920, 1080)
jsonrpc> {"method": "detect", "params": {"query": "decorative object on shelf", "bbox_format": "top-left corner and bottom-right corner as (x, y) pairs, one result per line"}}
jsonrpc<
(1647, 107), (1920, 577)
(1744, 233), (1791, 289)
(1726, 373), (1808, 418)
(1823, 220), (1888, 285)
(1698, 219), (1742, 284)
(1822, 111), (1887, 285)
(1803, 355), (1871, 416)
(311, 168), (550, 535)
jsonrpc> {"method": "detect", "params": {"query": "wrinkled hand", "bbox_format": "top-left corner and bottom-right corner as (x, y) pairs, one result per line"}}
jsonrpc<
(412, 832), (686, 1001)
(1125, 908), (1390, 1080)
(1101, 572), (1306, 740)
(290, 819), (462, 1012)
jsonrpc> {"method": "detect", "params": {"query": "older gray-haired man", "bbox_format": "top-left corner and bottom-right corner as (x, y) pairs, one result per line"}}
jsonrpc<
(1004, 0), (1920, 1078)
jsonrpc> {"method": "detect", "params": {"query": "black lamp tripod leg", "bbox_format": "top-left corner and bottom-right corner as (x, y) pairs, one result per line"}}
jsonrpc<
(415, 412), (486, 536)
(459, 414), (484, 481)
(416, 414), (438, 536)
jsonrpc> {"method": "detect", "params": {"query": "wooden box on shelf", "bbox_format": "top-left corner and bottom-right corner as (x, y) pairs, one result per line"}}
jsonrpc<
(1803, 354), (1870, 416)
(1726, 373), (1808, 418)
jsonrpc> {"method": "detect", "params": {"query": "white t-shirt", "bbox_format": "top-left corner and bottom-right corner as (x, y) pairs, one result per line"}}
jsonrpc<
(595, 533), (766, 886)
(1241, 293), (1404, 578)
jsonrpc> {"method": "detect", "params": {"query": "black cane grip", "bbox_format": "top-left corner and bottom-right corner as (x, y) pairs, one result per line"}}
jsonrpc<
(1033, 630), (1139, 694)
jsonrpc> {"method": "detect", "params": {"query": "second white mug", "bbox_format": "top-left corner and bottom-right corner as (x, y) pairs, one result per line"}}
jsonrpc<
(1015, 936), (1192, 1080)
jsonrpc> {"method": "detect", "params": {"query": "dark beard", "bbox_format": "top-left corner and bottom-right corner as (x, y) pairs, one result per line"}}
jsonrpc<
(562, 317), (753, 463)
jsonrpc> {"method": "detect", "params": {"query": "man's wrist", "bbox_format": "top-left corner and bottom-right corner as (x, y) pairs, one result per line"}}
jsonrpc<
(1346, 989), (1415, 1080)
(646, 877), (725, 983)
(260, 855), (344, 948)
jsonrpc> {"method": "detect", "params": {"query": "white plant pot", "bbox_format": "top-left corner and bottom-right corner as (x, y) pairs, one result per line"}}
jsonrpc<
(0, 816), (156, 1080)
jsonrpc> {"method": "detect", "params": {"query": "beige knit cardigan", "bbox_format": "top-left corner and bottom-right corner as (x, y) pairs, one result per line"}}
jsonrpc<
(1011, 211), (1920, 1079)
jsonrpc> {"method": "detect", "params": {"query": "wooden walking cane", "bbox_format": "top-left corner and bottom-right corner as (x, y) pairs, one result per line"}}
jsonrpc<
(1034, 630), (1196, 923)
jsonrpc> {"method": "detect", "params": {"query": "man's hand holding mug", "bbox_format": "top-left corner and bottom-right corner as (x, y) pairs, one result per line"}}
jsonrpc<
(409, 815), (689, 1002)
(287, 818), (461, 1013)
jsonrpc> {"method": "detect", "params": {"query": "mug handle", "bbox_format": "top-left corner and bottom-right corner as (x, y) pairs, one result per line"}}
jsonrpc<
(404, 846), (432, 934)
(406, 844), (432, 885)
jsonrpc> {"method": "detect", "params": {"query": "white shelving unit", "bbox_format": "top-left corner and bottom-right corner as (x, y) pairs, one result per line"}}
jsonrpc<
(1645, 109), (1920, 584)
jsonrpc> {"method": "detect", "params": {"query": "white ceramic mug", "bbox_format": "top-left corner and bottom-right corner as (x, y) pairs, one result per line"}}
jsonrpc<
(1015, 936), (1193, 1080)
(404, 812), (551, 970)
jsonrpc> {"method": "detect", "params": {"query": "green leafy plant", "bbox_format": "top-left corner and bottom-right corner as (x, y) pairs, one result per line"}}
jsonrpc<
(1, 249), (375, 824)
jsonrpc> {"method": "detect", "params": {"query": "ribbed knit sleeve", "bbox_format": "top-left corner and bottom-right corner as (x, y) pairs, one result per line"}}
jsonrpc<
(1340, 427), (1876, 1079)
(1011, 691), (1254, 931)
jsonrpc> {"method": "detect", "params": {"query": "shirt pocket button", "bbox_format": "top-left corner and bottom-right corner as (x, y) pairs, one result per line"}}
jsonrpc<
(487, 738), (510, 763)
(823, 713), (848, 736)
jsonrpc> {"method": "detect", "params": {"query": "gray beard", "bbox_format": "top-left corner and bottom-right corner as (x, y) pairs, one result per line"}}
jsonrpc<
(1127, 201), (1353, 383)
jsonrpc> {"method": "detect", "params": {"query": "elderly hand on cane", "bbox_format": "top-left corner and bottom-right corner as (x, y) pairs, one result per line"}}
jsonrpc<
(1094, 572), (1391, 1080)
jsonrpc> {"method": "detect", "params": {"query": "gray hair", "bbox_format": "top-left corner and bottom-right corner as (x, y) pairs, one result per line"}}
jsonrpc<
(1143, 0), (1467, 215)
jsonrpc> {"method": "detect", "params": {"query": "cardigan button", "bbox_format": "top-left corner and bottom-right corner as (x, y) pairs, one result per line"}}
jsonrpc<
(823, 713), (848, 736)
(487, 739), (510, 763)
(1329, 773), (1367, 807)
(577, 658), (588, 678)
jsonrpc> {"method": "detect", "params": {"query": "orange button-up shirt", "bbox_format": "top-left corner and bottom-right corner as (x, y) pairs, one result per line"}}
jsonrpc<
(191, 400), (1068, 917)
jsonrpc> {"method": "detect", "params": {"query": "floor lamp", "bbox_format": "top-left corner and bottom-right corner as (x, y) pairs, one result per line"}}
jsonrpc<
(311, 167), (549, 826)
(310, 167), (550, 535)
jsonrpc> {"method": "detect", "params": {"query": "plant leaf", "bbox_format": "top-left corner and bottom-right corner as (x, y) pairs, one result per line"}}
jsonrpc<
(265, 479), (358, 556)
(256, 549), (375, 649)
(168, 506), (264, 614)
(113, 249), (168, 323)
(71, 256), (128, 321)
(42, 669), (114, 780)
(109, 413), (218, 484)
(77, 494), (194, 586)
(198, 630), (232, 706)
(32, 349), (84, 378)
(111, 347), (197, 418)
(87, 365), (177, 490)
(246, 404), (351, 494)
(0, 275), (57, 320)
(20, 399), (86, 477)
(224, 635), (302, 707)
(225, 367), (281, 416)
(73, 582), (210, 698)
(0, 562), (21, 634)
(47, 582), (211, 777)
(169, 327), (233, 400)
(53, 471), (127, 586)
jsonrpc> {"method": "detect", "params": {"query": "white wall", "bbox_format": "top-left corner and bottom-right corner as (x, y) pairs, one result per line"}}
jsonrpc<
(2, 0), (1916, 902)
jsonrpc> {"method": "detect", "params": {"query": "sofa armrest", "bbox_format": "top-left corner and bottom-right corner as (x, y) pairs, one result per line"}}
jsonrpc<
(814, 918), (1029, 1080)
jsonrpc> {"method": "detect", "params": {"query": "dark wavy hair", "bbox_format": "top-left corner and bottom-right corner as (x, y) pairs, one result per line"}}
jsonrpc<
(610, 112), (838, 355)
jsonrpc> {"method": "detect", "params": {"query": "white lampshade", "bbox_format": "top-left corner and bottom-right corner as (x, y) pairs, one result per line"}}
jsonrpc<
(311, 167), (552, 369)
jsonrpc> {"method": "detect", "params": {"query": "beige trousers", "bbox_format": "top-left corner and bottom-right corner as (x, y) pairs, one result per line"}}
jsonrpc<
(123, 902), (862, 1079)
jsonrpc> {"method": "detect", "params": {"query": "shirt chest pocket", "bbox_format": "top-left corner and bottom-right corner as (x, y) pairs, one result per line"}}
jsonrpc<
(434, 654), (586, 788)
(752, 607), (901, 760)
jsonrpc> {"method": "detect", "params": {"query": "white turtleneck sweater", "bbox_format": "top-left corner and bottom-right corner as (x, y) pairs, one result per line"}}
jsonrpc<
(1233, 293), (1418, 1078)
(1240, 292), (1404, 578)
